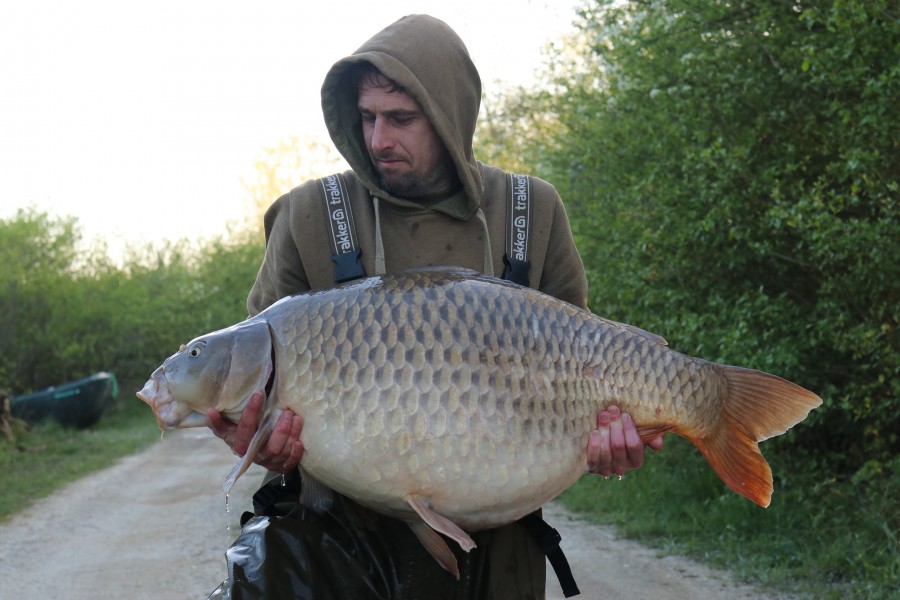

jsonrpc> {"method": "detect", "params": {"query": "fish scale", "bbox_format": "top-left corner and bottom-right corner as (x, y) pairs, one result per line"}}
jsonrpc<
(278, 270), (590, 522)
(138, 266), (821, 578)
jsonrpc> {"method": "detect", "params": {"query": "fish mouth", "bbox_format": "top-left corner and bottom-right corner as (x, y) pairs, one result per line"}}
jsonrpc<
(136, 370), (183, 430)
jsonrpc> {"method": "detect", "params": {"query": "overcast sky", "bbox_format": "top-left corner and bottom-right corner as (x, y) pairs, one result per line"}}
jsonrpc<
(1, 0), (580, 257)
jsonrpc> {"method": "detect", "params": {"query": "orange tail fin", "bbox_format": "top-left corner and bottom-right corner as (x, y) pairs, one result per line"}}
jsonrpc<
(685, 365), (821, 507)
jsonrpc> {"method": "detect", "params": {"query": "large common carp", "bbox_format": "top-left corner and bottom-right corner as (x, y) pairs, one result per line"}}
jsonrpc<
(137, 267), (820, 577)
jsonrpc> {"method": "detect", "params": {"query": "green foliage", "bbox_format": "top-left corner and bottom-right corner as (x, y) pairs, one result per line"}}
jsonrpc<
(0, 208), (264, 396)
(476, 85), (563, 175)
(481, 0), (898, 466)
(475, 1), (899, 595)
(0, 209), (84, 387)
(0, 207), (263, 524)
(561, 436), (900, 599)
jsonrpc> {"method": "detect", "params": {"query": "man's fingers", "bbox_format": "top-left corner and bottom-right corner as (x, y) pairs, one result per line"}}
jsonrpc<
(595, 409), (611, 429)
(206, 392), (306, 474)
(257, 411), (304, 472)
(587, 429), (600, 472)
(206, 408), (228, 437)
(288, 413), (304, 445)
(588, 406), (665, 478)
(588, 410), (613, 476)
(207, 408), (241, 452)
(233, 392), (265, 456)
(266, 410), (296, 455)
(607, 406), (627, 475)
(621, 412), (644, 469)
(280, 414), (304, 471)
(283, 440), (304, 471)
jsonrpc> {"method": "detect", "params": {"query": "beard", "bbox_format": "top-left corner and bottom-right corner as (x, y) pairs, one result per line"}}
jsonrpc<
(375, 153), (459, 201)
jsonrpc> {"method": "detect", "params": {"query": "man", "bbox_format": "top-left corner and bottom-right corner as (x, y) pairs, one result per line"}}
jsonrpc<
(208, 14), (663, 599)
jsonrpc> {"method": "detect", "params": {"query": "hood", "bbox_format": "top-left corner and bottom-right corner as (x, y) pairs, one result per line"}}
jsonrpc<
(321, 14), (484, 220)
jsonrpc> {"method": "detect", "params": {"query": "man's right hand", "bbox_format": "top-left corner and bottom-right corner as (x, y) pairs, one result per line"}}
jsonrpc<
(206, 391), (305, 473)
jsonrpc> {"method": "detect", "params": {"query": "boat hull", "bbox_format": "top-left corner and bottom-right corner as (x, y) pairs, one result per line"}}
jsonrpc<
(11, 372), (119, 428)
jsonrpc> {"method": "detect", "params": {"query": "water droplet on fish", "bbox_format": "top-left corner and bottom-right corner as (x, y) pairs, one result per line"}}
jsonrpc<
(280, 474), (286, 487)
(224, 493), (230, 513)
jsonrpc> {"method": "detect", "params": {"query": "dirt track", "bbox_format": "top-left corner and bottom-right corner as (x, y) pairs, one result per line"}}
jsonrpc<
(0, 429), (786, 599)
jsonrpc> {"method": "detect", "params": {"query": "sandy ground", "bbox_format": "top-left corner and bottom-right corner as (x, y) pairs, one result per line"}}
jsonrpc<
(0, 429), (787, 599)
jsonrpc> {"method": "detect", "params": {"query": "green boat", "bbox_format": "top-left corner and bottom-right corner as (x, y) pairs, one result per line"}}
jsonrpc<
(11, 371), (119, 428)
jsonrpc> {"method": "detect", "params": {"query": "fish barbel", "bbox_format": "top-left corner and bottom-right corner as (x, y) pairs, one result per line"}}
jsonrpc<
(137, 267), (820, 577)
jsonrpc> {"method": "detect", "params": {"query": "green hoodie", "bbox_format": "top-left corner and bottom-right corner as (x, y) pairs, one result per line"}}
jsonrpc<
(248, 13), (587, 315)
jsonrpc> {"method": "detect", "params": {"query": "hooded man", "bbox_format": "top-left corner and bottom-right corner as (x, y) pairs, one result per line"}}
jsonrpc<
(207, 14), (663, 599)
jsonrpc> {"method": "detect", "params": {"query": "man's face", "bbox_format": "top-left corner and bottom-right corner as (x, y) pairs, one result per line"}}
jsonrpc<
(358, 80), (457, 200)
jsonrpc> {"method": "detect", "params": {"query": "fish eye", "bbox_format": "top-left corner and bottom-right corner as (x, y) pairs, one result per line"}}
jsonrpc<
(188, 343), (204, 358)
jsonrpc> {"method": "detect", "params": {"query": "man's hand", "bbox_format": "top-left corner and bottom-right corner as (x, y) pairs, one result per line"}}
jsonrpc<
(206, 391), (304, 473)
(587, 405), (664, 477)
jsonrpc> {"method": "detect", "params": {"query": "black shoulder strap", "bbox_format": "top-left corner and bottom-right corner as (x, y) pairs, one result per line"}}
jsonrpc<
(519, 510), (581, 597)
(502, 173), (532, 286)
(318, 173), (365, 283)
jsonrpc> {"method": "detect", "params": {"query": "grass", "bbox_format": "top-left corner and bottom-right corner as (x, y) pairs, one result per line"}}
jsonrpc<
(559, 436), (900, 600)
(0, 379), (160, 523)
(4, 392), (898, 599)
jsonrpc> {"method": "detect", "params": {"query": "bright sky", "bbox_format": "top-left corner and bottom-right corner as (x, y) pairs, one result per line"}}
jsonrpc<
(1, 0), (580, 258)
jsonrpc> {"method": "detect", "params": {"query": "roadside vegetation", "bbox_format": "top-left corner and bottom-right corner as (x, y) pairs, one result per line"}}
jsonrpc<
(0, 384), (159, 522)
(481, 2), (897, 597)
(1, 1), (896, 598)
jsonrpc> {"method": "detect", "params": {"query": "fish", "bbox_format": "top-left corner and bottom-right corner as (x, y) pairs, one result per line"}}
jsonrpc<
(137, 267), (821, 577)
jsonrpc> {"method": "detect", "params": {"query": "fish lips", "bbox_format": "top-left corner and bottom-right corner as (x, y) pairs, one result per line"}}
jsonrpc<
(136, 369), (197, 430)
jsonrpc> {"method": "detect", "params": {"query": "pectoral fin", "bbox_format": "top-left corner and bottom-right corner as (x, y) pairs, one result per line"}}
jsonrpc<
(404, 494), (476, 579)
(223, 408), (281, 494)
(636, 424), (675, 444)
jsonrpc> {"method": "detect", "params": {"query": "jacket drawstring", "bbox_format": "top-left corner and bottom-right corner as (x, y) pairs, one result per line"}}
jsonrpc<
(474, 207), (494, 277)
(373, 196), (386, 275)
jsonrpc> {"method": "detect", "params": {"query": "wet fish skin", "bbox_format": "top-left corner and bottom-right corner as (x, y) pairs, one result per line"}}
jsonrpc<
(137, 267), (821, 577)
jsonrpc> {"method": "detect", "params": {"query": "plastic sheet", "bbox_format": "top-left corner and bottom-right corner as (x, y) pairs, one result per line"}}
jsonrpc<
(206, 480), (547, 599)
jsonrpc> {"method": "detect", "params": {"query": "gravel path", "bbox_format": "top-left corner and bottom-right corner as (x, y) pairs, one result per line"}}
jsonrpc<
(0, 429), (785, 599)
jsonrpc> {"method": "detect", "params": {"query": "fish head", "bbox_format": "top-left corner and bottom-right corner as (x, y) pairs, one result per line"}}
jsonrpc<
(137, 320), (273, 430)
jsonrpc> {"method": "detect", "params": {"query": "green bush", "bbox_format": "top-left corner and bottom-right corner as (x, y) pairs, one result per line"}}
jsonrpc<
(479, 0), (899, 469)
(0, 208), (263, 395)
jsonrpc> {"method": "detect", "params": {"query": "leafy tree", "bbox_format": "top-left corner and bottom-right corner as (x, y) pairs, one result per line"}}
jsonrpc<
(240, 135), (347, 237)
(0, 208), (86, 388)
(478, 0), (899, 468)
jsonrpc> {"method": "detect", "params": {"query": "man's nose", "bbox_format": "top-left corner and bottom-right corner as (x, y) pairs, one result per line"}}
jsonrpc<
(370, 119), (395, 152)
